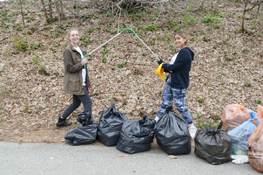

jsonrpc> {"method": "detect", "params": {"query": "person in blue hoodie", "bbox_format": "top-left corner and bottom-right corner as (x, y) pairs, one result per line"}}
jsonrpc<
(155, 31), (197, 138)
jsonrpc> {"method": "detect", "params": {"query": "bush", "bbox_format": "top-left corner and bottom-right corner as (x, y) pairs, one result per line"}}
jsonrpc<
(197, 97), (204, 104)
(12, 37), (28, 52)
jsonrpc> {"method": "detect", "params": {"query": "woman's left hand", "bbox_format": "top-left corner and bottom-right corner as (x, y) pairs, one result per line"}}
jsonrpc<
(88, 87), (91, 93)
(81, 58), (88, 65)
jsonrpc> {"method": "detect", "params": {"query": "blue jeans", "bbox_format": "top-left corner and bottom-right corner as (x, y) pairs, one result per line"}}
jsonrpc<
(62, 86), (92, 119)
(156, 82), (193, 124)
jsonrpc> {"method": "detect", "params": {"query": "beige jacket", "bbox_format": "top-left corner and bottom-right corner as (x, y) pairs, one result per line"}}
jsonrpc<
(63, 44), (91, 95)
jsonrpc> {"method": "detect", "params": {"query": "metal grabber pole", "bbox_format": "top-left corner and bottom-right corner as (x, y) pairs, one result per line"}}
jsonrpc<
(81, 28), (127, 66)
(125, 25), (161, 61)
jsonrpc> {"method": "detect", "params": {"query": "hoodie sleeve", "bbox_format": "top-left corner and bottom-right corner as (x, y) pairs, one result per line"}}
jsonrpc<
(162, 49), (192, 72)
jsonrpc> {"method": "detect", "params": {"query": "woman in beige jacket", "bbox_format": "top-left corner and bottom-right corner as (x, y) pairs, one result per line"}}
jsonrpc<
(56, 29), (92, 127)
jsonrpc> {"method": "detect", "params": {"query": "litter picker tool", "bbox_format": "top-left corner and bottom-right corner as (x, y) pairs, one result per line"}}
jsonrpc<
(81, 28), (127, 65)
(125, 25), (161, 61)
(125, 25), (164, 81)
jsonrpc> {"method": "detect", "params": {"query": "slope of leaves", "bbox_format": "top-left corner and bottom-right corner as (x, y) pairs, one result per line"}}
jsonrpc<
(0, 0), (262, 143)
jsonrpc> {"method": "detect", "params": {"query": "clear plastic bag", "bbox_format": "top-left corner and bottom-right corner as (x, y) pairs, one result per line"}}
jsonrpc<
(227, 113), (256, 155)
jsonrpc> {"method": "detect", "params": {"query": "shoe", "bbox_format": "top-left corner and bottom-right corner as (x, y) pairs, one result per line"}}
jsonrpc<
(188, 124), (197, 139)
(56, 117), (72, 127)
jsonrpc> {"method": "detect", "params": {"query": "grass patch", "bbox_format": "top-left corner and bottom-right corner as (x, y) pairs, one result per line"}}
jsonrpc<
(12, 37), (28, 52)
(117, 61), (129, 68)
(197, 97), (204, 104)
(244, 79), (251, 87)
(198, 121), (219, 129)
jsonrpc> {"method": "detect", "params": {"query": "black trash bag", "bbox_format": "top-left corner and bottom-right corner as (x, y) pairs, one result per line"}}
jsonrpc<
(65, 111), (97, 146)
(116, 114), (156, 154)
(77, 111), (94, 126)
(97, 102), (128, 146)
(194, 122), (232, 165)
(154, 104), (191, 155)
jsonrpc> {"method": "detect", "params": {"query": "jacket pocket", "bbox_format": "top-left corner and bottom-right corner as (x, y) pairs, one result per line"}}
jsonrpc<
(68, 73), (80, 92)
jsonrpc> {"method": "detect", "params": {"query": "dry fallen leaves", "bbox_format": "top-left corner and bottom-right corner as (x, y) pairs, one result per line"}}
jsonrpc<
(169, 155), (177, 159)
(118, 154), (129, 158)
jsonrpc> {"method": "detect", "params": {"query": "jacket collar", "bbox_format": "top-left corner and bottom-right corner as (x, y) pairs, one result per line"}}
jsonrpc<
(67, 44), (78, 52)
(67, 44), (85, 54)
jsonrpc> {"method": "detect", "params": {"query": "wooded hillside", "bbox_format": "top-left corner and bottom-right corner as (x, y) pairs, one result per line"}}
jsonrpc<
(0, 0), (262, 143)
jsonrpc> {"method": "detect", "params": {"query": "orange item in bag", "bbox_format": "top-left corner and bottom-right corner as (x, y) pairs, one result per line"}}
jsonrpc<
(221, 104), (257, 132)
(247, 105), (263, 173)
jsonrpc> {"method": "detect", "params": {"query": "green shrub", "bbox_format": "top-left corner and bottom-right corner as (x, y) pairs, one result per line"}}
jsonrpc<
(117, 61), (129, 68)
(86, 28), (94, 33)
(32, 56), (40, 64)
(197, 97), (204, 104)
(102, 49), (109, 55)
(183, 14), (196, 26)
(31, 43), (43, 50)
(149, 38), (156, 45)
(12, 37), (28, 52)
(169, 45), (177, 52)
(142, 24), (159, 32)
(244, 79), (251, 87)
(198, 121), (219, 129)
(202, 15), (221, 24)
(39, 65), (47, 74)
(80, 35), (90, 46)
(102, 56), (107, 63)
(257, 100), (262, 105)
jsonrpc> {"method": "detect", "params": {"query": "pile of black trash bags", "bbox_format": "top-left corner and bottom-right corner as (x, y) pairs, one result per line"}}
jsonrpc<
(64, 103), (232, 164)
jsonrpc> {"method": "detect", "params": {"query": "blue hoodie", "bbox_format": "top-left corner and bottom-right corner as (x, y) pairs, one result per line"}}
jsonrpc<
(162, 47), (194, 89)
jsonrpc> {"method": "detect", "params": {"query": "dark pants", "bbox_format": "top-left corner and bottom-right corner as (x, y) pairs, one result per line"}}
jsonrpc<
(62, 86), (92, 119)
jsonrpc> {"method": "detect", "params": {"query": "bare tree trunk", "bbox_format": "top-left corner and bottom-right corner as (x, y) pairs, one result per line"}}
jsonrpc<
(19, 0), (25, 26)
(48, 0), (53, 19)
(257, 3), (261, 15)
(241, 1), (248, 33)
(40, 0), (49, 24)
(213, 0), (219, 12)
(60, 0), (64, 18)
(200, 0), (205, 10)
(55, 0), (61, 24)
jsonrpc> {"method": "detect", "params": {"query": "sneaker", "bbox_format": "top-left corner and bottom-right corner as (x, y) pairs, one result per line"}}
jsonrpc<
(56, 117), (72, 127)
(188, 124), (197, 139)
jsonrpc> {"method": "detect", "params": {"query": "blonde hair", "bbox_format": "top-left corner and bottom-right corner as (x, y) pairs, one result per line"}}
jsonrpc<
(67, 28), (79, 38)
(175, 31), (188, 44)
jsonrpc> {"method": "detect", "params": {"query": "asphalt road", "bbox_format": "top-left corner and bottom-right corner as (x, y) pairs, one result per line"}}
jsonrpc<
(0, 142), (261, 175)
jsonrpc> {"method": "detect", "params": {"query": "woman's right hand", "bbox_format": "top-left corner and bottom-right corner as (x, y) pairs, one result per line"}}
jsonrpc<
(81, 58), (88, 65)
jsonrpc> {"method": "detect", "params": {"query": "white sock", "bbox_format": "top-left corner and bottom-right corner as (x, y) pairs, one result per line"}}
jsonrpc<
(155, 116), (160, 122)
(188, 123), (194, 127)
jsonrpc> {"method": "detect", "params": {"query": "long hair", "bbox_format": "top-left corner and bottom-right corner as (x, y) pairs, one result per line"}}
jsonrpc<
(175, 31), (187, 44)
(67, 28), (79, 38)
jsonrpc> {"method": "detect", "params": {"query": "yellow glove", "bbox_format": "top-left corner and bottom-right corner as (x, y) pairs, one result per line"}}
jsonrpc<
(155, 63), (165, 81)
